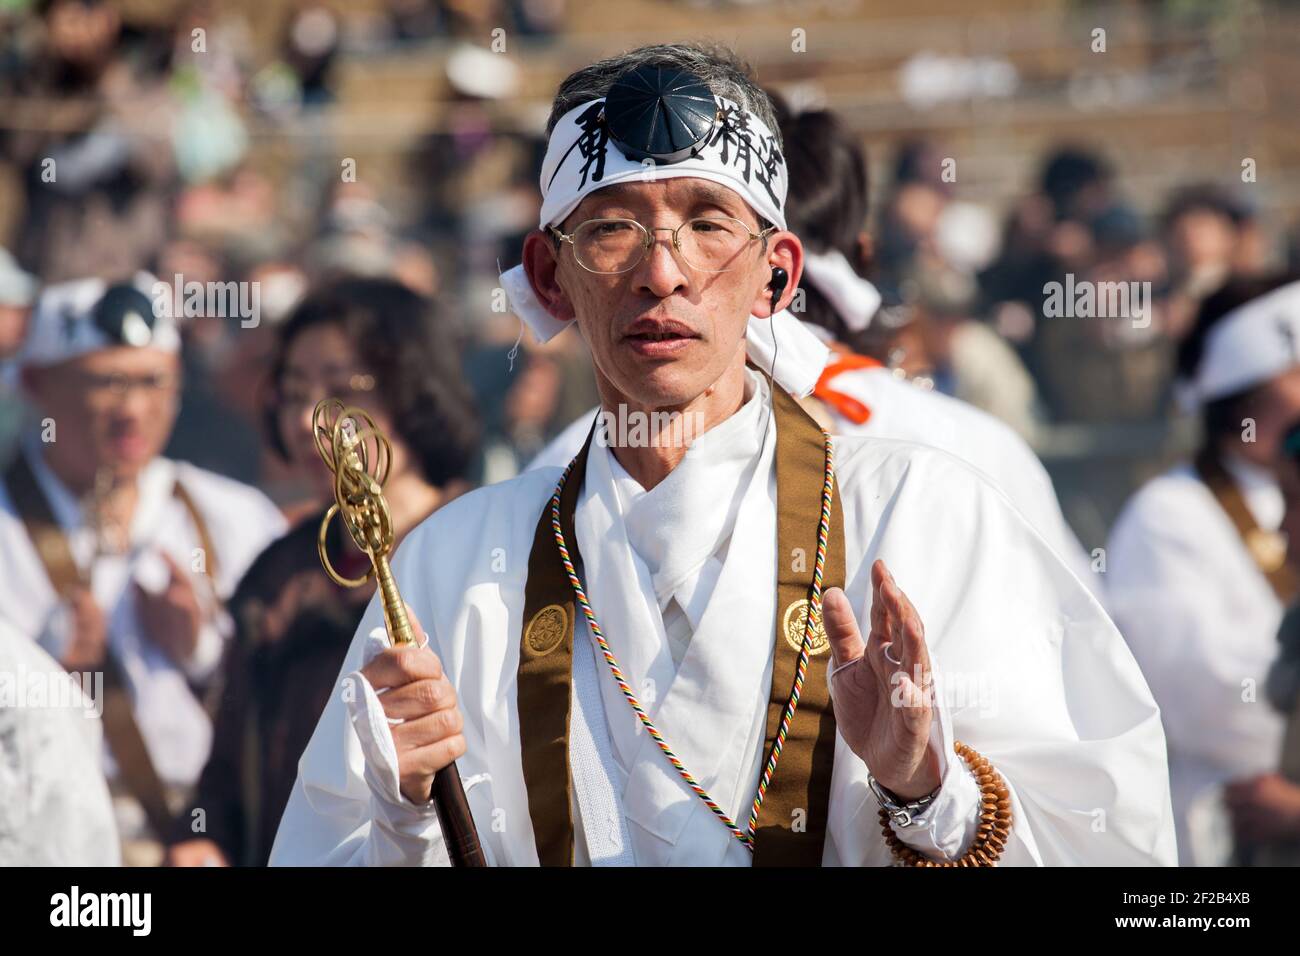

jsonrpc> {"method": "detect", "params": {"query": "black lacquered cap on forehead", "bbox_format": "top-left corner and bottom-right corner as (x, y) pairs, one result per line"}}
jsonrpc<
(604, 65), (720, 164)
(91, 284), (158, 346)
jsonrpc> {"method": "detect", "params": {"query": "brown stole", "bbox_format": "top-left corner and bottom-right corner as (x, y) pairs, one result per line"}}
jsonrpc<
(517, 381), (845, 865)
(2, 452), (222, 839)
(1193, 449), (1299, 604)
(1196, 450), (1300, 865)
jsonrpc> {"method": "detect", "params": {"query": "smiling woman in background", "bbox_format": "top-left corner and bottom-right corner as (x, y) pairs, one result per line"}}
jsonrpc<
(166, 276), (480, 866)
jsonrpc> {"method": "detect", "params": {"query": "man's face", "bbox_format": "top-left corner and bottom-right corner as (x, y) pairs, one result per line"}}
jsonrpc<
(24, 346), (181, 483)
(524, 177), (800, 409)
(0, 304), (30, 358)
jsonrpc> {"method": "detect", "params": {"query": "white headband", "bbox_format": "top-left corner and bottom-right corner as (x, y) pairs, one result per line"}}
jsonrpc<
(800, 249), (881, 332)
(1181, 279), (1300, 408)
(500, 90), (832, 393)
(501, 90), (788, 345)
(19, 272), (181, 368)
(537, 94), (787, 235)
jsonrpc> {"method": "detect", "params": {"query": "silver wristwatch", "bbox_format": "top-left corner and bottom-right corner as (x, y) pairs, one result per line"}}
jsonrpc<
(868, 774), (940, 827)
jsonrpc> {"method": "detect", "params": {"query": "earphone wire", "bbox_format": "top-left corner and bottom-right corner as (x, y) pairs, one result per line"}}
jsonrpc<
(759, 285), (779, 444)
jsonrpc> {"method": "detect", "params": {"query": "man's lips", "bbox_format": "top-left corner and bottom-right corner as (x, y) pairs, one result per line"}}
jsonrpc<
(108, 432), (149, 456)
(622, 318), (700, 357)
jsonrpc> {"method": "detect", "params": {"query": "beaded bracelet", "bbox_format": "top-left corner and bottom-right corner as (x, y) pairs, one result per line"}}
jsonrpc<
(878, 740), (1011, 867)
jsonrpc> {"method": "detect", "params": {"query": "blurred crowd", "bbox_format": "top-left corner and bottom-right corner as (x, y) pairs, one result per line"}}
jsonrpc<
(5, 3), (1297, 512)
(2, 2), (1300, 868)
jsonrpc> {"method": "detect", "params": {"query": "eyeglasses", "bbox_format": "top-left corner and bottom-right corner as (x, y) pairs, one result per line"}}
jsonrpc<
(548, 216), (777, 275)
(74, 370), (179, 406)
(277, 373), (376, 412)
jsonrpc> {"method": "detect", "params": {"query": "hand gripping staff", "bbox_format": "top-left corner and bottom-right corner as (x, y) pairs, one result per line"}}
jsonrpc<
(312, 398), (488, 867)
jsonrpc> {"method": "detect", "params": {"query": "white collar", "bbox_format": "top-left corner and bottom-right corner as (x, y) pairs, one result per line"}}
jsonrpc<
(607, 368), (768, 599)
(21, 436), (177, 548)
(1222, 452), (1283, 531)
(22, 436), (84, 532)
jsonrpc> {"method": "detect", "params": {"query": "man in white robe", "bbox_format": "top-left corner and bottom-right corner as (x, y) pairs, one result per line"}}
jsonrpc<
(273, 43), (1174, 867)
(530, 314), (1102, 604)
(0, 619), (120, 866)
(0, 274), (287, 864)
(526, 99), (1102, 606)
(1108, 276), (1300, 865)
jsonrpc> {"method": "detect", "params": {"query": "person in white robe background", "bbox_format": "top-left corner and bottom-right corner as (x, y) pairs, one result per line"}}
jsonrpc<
(525, 96), (1104, 607)
(0, 618), (120, 866)
(0, 274), (287, 864)
(273, 42), (1174, 867)
(1108, 274), (1300, 865)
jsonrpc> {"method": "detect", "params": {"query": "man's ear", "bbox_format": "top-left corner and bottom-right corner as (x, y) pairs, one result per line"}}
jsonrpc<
(522, 229), (577, 324)
(750, 231), (803, 319)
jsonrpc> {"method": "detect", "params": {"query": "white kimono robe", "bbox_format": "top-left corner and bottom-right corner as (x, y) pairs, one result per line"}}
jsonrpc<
(1107, 456), (1286, 865)
(0, 619), (120, 865)
(273, 370), (1175, 866)
(527, 363), (1104, 608)
(0, 442), (287, 790)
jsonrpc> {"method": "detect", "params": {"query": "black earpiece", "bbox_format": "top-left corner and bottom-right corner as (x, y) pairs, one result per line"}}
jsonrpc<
(769, 267), (789, 311)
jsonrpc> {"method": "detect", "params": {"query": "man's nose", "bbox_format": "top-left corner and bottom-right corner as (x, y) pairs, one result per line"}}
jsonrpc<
(633, 230), (690, 298)
(116, 387), (152, 417)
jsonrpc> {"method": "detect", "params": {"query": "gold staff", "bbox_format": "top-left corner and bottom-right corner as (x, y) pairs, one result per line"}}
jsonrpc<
(312, 398), (487, 867)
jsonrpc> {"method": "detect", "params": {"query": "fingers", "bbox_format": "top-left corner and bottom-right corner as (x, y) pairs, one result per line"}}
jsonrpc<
(70, 587), (104, 625)
(404, 603), (429, 650)
(864, 561), (898, 686)
(361, 641), (443, 691)
(378, 676), (458, 720)
(872, 560), (930, 673)
(391, 704), (465, 751)
(165, 839), (229, 867)
(363, 606), (467, 803)
(822, 587), (864, 667)
(399, 734), (468, 803)
(160, 550), (186, 581)
(158, 552), (202, 604)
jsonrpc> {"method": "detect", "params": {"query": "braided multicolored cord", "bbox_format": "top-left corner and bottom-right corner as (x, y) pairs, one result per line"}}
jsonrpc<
(549, 430), (836, 852)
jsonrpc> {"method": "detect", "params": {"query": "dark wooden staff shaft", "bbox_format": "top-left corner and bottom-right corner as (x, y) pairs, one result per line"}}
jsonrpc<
(376, 555), (488, 867)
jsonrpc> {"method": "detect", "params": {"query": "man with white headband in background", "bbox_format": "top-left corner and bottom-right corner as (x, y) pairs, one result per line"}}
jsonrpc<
(1108, 274), (1300, 866)
(526, 95), (1104, 606)
(0, 273), (286, 865)
(273, 43), (1173, 866)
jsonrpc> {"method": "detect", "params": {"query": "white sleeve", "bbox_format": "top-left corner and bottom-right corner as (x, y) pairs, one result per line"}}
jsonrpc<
(828, 443), (1177, 867)
(181, 615), (226, 683)
(0, 627), (121, 866)
(1107, 504), (1283, 774)
(887, 670), (982, 860)
(270, 531), (451, 867)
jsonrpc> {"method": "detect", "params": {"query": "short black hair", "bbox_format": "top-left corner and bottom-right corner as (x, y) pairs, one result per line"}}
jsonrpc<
(776, 100), (869, 257)
(771, 95), (872, 348)
(264, 277), (480, 487)
(1039, 147), (1111, 217)
(1161, 183), (1250, 233)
